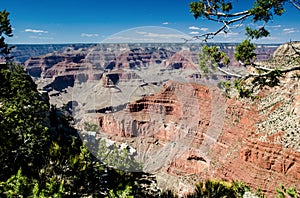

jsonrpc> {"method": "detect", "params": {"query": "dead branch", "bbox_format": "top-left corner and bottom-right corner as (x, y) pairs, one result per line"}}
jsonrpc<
(204, 10), (250, 18)
(289, 0), (300, 10)
(243, 66), (300, 80)
(252, 64), (273, 72)
(217, 65), (300, 81)
(217, 67), (243, 78)
(192, 13), (252, 41)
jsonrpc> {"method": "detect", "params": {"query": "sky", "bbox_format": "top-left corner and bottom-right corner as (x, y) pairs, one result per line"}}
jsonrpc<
(1, 0), (300, 44)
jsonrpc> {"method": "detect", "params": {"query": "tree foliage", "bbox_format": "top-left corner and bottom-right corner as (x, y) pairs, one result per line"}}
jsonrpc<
(190, 0), (300, 97)
(97, 139), (143, 171)
(83, 121), (100, 132)
(0, 61), (155, 197)
(0, 10), (13, 61)
(198, 45), (230, 76)
(186, 179), (251, 198)
(234, 40), (256, 66)
(189, 0), (299, 41)
(276, 184), (300, 198)
(0, 10), (156, 198)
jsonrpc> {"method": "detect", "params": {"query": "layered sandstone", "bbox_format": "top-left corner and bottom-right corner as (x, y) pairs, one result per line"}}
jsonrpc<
(92, 78), (300, 196)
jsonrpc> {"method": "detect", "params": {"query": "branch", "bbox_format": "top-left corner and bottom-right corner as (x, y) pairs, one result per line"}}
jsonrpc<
(217, 65), (300, 80)
(192, 13), (252, 41)
(204, 10), (250, 18)
(289, 0), (300, 11)
(217, 67), (243, 78)
(243, 66), (300, 80)
(252, 63), (273, 72)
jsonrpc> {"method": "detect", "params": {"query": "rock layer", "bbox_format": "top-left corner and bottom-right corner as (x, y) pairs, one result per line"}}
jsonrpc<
(87, 78), (300, 196)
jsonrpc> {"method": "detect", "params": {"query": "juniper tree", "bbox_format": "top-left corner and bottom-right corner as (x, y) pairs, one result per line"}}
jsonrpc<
(0, 10), (13, 62)
(190, 0), (300, 97)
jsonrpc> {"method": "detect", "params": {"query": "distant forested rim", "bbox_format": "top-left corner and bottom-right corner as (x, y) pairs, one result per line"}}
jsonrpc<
(10, 43), (95, 63)
(11, 42), (281, 66)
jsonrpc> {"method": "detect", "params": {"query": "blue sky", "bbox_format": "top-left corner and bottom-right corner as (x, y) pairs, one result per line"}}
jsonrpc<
(1, 0), (300, 44)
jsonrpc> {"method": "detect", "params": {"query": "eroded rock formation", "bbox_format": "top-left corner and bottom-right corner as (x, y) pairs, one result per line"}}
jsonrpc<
(92, 78), (300, 196)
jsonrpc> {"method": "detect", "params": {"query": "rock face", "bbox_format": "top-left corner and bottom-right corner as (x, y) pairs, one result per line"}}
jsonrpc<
(21, 42), (300, 196)
(25, 47), (91, 79)
(23, 43), (279, 106)
(24, 43), (277, 80)
(78, 44), (298, 196)
(93, 79), (300, 196)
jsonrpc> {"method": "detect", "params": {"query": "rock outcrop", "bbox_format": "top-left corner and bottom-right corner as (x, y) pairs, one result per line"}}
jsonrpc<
(92, 78), (300, 196)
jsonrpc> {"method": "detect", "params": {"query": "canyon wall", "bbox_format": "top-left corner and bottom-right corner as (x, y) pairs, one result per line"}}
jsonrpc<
(19, 43), (300, 196)
(90, 79), (300, 196)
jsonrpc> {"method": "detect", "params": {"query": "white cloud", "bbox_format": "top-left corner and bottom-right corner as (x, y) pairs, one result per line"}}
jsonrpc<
(226, 32), (239, 36)
(81, 33), (99, 37)
(267, 25), (282, 28)
(259, 36), (280, 41)
(104, 31), (190, 43)
(105, 36), (155, 42)
(29, 36), (53, 40)
(200, 27), (208, 32)
(136, 31), (148, 35)
(189, 31), (199, 35)
(25, 29), (48, 33)
(189, 26), (200, 30)
(283, 28), (298, 34)
(103, 27), (193, 43)
(135, 31), (185, 39)
(144, 32), (185, 39)
(213, 31), (241, 42)
(162, 22), (169, 25)
(233, 24), (244, 28)
(189, 26), (208, 32)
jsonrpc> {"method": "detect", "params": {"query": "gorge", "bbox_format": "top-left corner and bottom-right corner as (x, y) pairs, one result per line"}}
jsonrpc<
(14, 42), (300, 196)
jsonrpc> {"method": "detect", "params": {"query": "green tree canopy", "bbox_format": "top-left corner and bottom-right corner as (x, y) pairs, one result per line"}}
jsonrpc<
(0, 10), (13, 61)
(0, 9), (158, 198)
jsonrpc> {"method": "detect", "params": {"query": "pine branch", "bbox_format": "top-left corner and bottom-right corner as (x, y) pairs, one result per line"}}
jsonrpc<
(192, 13), (252, 41)
(204, 10), (250, 18)
(252, 64), (273, 72)
(217, 65), (300, 80)
(217, 67), (243, 78)
(289, 0), (300, 10)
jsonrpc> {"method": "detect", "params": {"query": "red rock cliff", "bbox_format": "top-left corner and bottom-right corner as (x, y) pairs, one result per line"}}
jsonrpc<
(94, 79), (300, 196)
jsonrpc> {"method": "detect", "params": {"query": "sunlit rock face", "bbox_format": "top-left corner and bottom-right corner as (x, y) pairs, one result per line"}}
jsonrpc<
(90, 78), (300, 197)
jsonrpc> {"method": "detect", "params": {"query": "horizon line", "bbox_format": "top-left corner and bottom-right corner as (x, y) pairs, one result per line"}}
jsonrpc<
(8, 42), (284, 45)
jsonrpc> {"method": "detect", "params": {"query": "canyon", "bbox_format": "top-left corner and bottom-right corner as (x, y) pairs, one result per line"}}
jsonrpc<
(16, 42), (300, 196)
